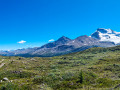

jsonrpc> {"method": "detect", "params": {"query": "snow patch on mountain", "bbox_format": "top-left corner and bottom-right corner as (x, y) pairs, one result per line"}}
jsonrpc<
(91, 28), (120, 44)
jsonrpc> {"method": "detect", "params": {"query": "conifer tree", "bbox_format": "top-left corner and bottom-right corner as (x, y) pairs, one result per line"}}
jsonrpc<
(79, 70), (84, 83)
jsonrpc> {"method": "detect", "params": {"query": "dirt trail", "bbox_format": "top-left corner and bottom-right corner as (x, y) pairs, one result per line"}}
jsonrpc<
(0, 63), (5, 68)
(0, 59), (5, 68)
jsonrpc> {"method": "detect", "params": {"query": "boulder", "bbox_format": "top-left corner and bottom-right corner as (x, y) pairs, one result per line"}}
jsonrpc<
(3, 77), (9, 81)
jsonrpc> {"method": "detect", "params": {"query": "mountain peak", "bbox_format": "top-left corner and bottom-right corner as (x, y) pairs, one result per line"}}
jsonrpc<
(58, 36), (70, 40)
(91, 28), (120, 44)
(41, 36), (71, 48)
(0, 28), (116, 57)
(75, 35), (90, 40)
(57, 36), (71, 42)
(96, 28), (115, 34)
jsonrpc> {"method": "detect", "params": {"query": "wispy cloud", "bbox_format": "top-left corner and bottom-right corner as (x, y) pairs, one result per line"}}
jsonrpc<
(48, 39), (55, 42)
(18, 40), (26, 44)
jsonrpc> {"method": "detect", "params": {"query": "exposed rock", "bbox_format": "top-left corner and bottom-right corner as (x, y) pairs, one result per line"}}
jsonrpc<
(3, 77), (9, 81)
(0, 80), (2, 82)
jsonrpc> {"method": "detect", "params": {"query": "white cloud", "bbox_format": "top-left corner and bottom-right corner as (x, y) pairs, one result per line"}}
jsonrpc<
(48, 39), (55, 42)
(18, 40), (26, 44)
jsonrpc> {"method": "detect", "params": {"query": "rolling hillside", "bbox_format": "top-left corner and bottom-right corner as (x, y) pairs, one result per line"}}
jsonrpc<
(0, 46), (120, 89)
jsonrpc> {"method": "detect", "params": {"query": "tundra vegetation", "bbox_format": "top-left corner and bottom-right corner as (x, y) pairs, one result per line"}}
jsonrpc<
(0, 46), (120, 90)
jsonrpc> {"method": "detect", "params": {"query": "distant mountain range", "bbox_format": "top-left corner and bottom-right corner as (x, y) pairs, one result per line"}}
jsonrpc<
(0, 28), (119, 57)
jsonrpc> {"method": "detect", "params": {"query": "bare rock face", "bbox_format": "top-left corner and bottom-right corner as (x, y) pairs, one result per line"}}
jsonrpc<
(3, 77), (9, 81)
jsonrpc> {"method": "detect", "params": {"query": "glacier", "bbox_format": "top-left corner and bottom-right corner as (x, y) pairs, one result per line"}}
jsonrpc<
(91, 28), (120, 44)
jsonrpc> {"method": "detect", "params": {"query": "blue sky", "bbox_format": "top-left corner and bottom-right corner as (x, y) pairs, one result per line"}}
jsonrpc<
(0, 0), (120, 50)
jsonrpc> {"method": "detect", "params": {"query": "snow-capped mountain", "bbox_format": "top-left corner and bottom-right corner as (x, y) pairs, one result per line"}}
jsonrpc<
(91, 28), (120, 44)
(0, 28), (118, 57)
(0, 35), (115, 57)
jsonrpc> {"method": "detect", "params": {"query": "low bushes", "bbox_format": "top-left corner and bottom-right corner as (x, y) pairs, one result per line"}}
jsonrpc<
(0, 70), (35, 79)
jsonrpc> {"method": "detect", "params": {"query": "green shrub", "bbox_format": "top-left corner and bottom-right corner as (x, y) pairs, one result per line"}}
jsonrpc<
(50, 65), (58, 69)
(0, 82), (32, 90)
(96, 78), (113, 87)
(47, 73), (58, 80)
(21, 84), (32, 90)
(53, 80), (82, 90)
(58, 61), (71, 64)
(33, 73), (59, 85)
(76, 71), (97, 85)
(104, 64), (120, 72)
(0, 71), (35, 79)
(0, 82), (19, 90)
(62, 72), (74, 81)
(84, 71), (97, 84)
(33, 76), (45, 84)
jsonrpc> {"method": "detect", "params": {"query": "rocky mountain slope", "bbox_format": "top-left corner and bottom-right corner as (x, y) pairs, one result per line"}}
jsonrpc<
(0, 28), (119, 57)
